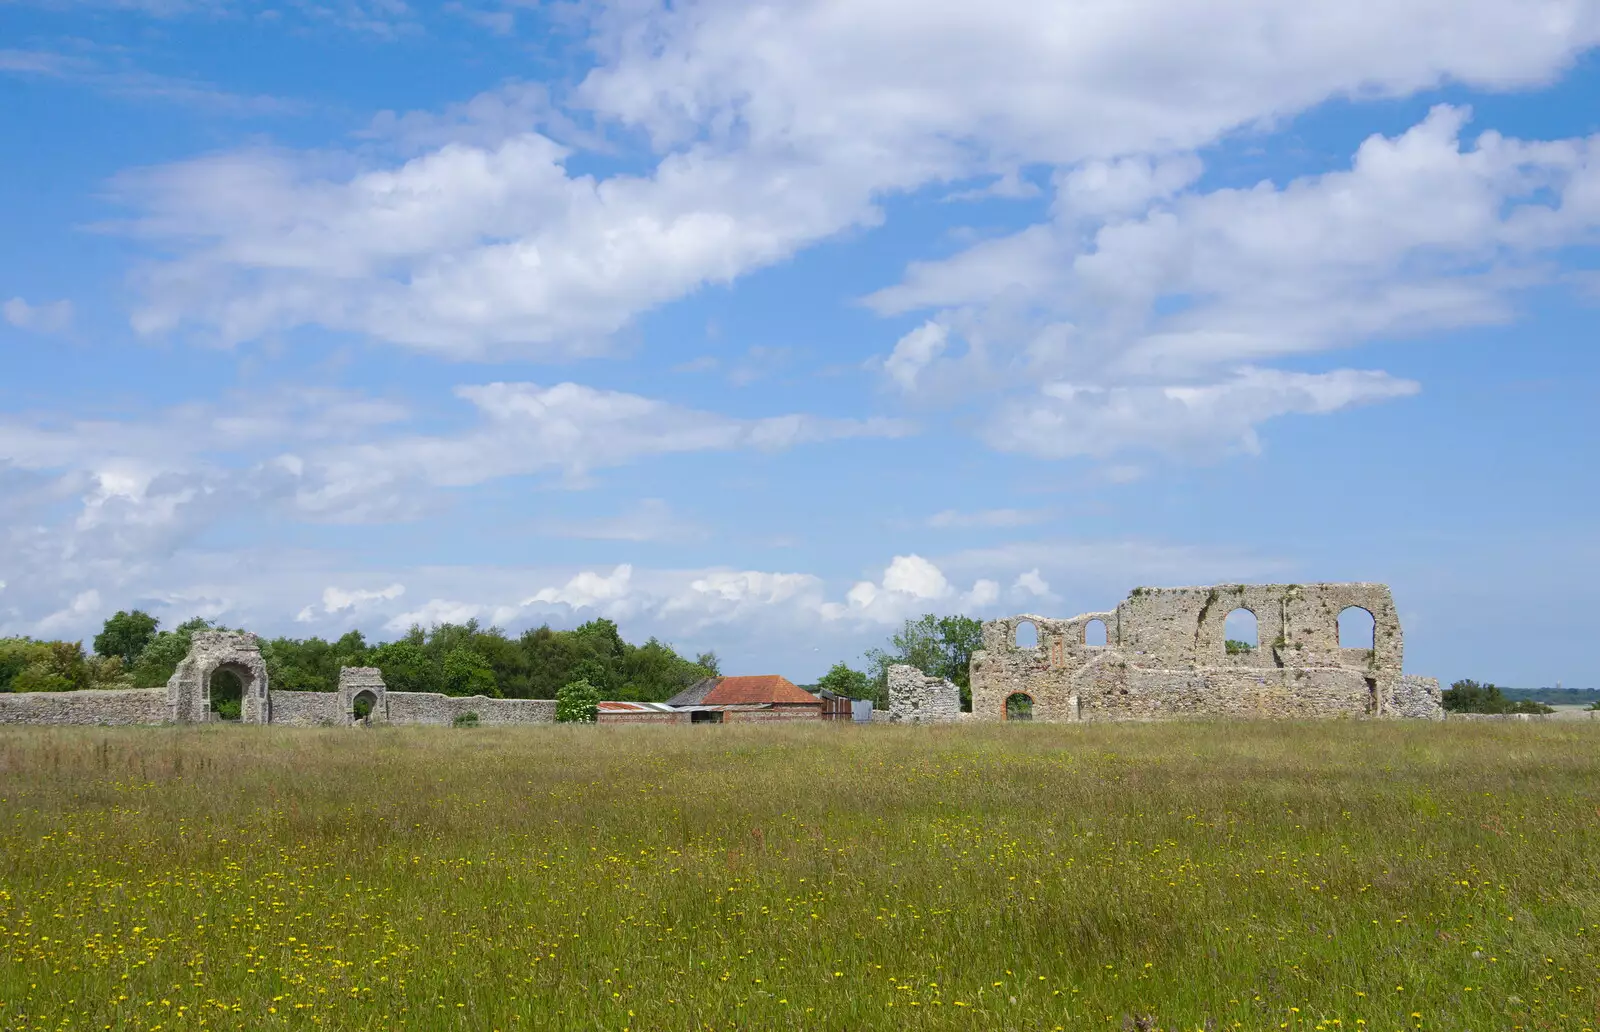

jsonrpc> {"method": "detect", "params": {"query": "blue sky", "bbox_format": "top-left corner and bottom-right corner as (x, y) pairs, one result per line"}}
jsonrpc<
(2, 0), (1597, 688)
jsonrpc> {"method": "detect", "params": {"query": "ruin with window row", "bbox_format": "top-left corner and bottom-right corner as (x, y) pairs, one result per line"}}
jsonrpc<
(959, 582), (1443, 722)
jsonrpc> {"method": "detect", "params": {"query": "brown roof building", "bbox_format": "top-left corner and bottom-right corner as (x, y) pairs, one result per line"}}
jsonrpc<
(664, 676), (824, 721)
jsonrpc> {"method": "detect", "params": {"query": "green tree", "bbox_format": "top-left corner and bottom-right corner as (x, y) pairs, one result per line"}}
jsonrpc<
(815, 662), (871, 700)
(442, 645), (498, 697)
(1442, 679), (1554, 715)
(863, 613), (984, 709)
(370, 639), (438, 694)
(556, 678), (600, 723)
(93, 610), (160, 665)
(129, 618), (213, 688)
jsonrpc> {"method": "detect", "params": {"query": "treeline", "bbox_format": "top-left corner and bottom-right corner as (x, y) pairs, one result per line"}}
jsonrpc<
(1, 610), (719, 702)
(1496, 686), (1600, 707)
(1441, 680), (1556, 715)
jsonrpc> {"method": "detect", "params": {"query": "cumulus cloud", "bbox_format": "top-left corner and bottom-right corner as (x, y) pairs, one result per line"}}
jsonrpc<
(868, 106), (1600, 457)
(108, 1), (1600, 361)
(1013, 569), (1051, 598)
(3, 297), (73, 334)
(526, 565), (636, 610)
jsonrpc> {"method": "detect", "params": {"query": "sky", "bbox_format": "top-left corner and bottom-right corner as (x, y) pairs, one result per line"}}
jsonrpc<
(1, 0), (1598, 688)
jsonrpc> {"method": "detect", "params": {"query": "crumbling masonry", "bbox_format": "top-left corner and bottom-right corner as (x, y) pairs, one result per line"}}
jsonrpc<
(964, 582), (1443, 721)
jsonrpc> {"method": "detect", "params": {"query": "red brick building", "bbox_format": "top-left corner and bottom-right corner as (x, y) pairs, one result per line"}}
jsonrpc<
(661, 675), (826, 722)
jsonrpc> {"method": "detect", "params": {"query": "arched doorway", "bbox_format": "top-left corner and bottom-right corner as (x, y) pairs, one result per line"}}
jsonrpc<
(351, 689), (378, 726)
(209, 666), (246, 722)
(1005, 692), (1034, 721)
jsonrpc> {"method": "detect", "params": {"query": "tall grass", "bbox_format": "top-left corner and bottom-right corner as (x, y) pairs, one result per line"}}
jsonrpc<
(0, 722), (1595, 1031)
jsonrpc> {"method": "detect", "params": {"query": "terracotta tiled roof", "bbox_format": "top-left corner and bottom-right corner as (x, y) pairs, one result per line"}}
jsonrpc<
(700, 675), (821, 706)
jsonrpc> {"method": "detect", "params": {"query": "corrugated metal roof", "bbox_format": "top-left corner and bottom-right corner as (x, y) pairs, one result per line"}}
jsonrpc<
(597, 700), (775, 713)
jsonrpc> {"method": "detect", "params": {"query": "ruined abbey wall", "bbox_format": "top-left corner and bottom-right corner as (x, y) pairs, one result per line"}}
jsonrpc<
(886, 664), (962, 724)
(970, 583), (1442, 721)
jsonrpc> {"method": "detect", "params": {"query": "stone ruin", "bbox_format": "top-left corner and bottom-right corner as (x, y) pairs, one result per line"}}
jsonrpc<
(166, 631), (270, 724)
(962, 582), (1443, 722)
(337, 667), (387, 726)
(0, 628), (557, 727)
(886, 665), (961, 724)
(1, 582), (1446, 727)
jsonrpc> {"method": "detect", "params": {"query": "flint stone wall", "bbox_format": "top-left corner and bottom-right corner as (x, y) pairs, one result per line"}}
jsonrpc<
(1390, 676), (1445, 720)
(0, 688), (167, 726)
(266, 691), (350, 727)
(887, 665), (962, 724)
(383, 693), (556, 726)
(971, 583), (1444, 722)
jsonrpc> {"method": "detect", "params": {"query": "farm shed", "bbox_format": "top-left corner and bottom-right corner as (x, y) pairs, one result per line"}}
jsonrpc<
(665, 676), (826, 721)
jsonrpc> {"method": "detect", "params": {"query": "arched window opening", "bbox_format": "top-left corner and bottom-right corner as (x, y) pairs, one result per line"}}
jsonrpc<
(1084, 619), (1108, 647)
(1005, 693), (1034, 721)
(1014, 620), (1038, 649)
(1339, 607), (1375, 649)
(209, 668), (244, 722)
(352, 690), (378, 726)
(1224, 608), (1258, 655)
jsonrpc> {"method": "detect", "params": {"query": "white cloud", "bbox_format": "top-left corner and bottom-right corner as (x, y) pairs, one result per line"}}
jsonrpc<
(3, 297), (73, 334)
(868, 106), (1600, 457)
(33, 590), (102, 636)
(880, 554), (950, 599)
(323, 583), (405, 612)
(927, 507), (1051, 529)
(985, 368), (1421, 460)
(109, 2), (1600, 358)
(1013, 569), (1050, 597)
(297, 381), (910, 518)
(384, 598), (520, 632)
(965, 578), (1001, 607)
(882, 322), (948, 392)
(0, 381), (908, 537)
(527, 564), (636, 609)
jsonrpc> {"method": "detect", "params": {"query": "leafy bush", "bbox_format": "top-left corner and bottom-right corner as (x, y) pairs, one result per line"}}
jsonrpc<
(452, 712), (479, 728)
(556, 678), (600, 724)
(1225, 639), (1254, 655)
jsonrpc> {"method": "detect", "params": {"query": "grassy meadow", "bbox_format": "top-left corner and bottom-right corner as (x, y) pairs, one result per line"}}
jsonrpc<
(0, 722), (1596, 1032)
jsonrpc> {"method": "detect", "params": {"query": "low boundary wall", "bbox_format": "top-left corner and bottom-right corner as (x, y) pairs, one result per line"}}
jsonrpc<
(0, 688), (168, 726)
